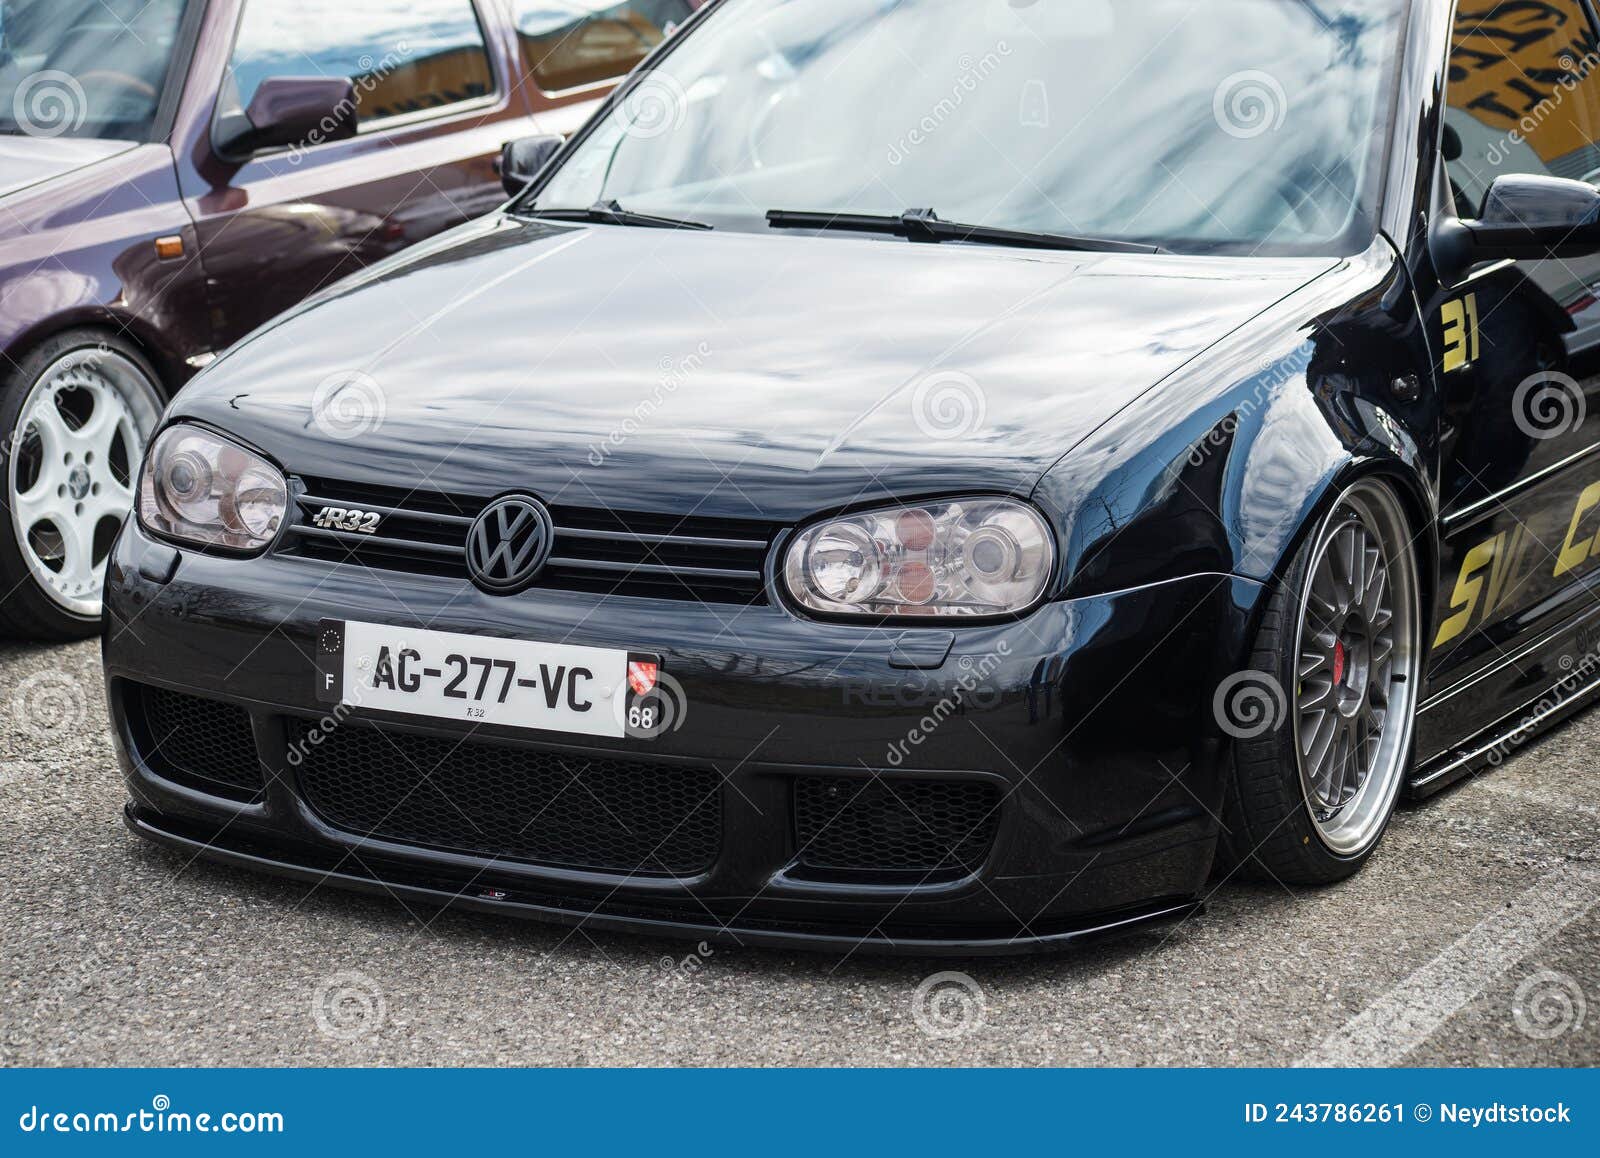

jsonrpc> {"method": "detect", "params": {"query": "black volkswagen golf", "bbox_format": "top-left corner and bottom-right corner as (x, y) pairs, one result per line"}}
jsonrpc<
(103, 0), (1600, 953)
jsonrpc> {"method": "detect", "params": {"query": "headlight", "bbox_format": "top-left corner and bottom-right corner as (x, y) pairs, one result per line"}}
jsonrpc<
(137, 425), (287, 552)
(783, 498), (1054, 618)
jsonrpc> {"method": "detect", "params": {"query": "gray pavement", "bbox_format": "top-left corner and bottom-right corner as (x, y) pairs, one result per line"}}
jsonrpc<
(1, 637), (1596, 1067)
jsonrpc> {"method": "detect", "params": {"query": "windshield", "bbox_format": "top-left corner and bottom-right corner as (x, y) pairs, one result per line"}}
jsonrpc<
(530, 0), (1407, 255)
(0, 0), (189, 140)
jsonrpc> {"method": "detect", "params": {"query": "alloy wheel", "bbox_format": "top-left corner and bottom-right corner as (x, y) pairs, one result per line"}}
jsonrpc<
(7, 349), (162, 618)
(1292, 479), (1420, 857)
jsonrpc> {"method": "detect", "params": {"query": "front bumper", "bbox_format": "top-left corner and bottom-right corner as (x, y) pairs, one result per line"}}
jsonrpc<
(103, 522), (1262, 955)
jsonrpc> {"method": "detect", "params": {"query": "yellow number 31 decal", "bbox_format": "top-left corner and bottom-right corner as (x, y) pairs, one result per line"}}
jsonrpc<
(1441, 293), (1481, 373)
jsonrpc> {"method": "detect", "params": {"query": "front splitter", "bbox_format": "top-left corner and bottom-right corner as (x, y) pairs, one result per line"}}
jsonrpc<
(124, 805), (1204, 958)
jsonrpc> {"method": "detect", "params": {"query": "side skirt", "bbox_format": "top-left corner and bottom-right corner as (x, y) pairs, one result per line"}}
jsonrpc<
(1411, 610), (1600, 798)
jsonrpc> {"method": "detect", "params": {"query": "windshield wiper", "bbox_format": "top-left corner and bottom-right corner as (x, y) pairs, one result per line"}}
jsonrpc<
(523, 200), (712, 231)
(766, 208), (1160, 254)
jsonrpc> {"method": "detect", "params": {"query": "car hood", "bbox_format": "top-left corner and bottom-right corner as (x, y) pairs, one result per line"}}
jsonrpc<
(176, 215), (1335, 522)
(0, 137), (136, 199)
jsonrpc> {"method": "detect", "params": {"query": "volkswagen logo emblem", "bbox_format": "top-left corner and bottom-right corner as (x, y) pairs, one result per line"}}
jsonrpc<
(466, 495), (555, 595)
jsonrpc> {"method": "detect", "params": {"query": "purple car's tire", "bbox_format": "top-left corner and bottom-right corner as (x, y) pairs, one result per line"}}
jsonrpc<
(0, 330), (165, 640)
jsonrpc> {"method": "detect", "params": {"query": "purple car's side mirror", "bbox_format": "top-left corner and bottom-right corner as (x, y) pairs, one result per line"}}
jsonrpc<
(216, 76), (358, 159)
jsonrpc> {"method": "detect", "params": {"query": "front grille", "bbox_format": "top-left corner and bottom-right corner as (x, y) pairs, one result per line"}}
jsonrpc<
(291, 720), (722, 876)
(131, 684), (262, 798)
(278, 477), (774, 605)
(793, 776), (1000, 876)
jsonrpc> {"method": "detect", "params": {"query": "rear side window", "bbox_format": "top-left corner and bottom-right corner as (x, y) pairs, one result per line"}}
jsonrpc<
(1444, 0), (1600, 213)
(226, 0), (494, 125)
(511, 0), (699, 92)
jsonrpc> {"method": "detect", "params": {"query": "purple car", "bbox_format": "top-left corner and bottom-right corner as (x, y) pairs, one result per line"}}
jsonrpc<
(0, 0), (698, 638)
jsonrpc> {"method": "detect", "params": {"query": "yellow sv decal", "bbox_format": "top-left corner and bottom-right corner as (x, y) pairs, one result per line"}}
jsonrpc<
(1433, 524), (1532, 649)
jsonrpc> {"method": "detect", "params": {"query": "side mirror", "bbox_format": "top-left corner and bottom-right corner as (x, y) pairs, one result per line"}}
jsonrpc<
(1434, 173), (1600, 279)
(216, 76), (357, 158)
(500, 134), (563, 196)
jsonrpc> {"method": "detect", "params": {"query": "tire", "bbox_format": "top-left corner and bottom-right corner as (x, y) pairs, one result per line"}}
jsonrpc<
(1217, 477), (1422, 885)
(0, 330), (165, 640)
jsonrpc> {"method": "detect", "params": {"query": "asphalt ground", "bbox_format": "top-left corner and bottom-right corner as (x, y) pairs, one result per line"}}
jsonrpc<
(2, 636), (1596, 1067)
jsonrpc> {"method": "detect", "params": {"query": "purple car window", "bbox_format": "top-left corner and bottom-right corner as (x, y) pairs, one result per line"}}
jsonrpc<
(224, 0), (495, 128)
(0, 0), (189, 141)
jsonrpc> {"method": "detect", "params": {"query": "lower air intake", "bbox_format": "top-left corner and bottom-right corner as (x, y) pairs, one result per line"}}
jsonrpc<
(291, 721), (722, 876)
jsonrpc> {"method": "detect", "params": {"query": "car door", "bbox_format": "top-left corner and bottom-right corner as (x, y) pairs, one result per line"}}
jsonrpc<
(1424, 0), (1600, 693)
(173, 0), (537, 351)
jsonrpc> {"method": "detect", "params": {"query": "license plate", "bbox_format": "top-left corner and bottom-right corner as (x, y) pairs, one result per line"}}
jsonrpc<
(315, 619), (660, 740)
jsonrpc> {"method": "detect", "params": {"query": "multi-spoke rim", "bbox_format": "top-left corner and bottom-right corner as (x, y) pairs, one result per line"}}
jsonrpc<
(7, 350), (162, 618)
(1291, 479), (1419, 857)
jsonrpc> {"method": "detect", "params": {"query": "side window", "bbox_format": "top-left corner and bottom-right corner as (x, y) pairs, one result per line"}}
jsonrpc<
(1444, 0), (1600, 215)
(225, 0), (494, 127)
(511, 0), (699, 93)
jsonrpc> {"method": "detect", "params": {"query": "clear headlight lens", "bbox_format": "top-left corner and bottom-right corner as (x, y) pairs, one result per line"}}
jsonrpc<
(784, 498), (1054, 618)
(137, 425), (287, 552)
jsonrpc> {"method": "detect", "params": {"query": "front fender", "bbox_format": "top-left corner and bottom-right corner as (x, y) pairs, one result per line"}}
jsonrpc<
(1033, 237), (1439, 631)
(0, 144), (207, 385)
